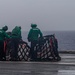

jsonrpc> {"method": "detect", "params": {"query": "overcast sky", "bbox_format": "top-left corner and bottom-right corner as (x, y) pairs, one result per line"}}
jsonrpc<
(0, 0), (75, 31)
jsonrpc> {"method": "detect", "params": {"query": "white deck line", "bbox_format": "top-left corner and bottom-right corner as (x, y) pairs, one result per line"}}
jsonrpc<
(0, 61), (75, 66)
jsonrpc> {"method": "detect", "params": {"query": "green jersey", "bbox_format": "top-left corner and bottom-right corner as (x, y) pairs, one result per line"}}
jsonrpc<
(28, 28), (43, 41)
(0, 29), (10, 41)
(11, 26), (22, 39)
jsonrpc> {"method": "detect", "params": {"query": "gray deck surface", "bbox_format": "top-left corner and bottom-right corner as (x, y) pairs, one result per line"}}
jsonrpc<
(0, 53), (75, 75)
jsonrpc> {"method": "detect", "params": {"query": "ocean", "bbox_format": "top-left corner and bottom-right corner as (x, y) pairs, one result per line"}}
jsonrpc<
(22, 31), (75, 51)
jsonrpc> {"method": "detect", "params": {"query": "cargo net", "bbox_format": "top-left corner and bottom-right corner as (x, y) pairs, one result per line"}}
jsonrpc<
(35, 39), (52, 60)
(6, 35), (61, 61)
(34, 35), (61, 61)
(17, 42), (30, 61)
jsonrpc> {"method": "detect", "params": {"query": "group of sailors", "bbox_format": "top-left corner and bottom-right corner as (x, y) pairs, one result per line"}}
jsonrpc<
(0, 26), (21, 61)
(0, 24), (60, 61)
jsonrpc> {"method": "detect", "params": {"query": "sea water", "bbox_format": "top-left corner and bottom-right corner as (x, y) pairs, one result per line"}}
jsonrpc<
(22, 31), (75, 51)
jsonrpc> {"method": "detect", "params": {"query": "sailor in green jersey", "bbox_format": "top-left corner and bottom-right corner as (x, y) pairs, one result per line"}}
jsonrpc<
(28, 24), (42, 41)
(28, 24), (43, 60)
(10, 26), (22, 61)
(0, 26), (10, 61)
(11, 26), (22, 39)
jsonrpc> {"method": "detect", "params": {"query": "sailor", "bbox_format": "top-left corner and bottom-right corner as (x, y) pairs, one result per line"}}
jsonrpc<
(28, 24), (43, 60)
(10, 26), (22, 61)
(0, 26), (10, 61)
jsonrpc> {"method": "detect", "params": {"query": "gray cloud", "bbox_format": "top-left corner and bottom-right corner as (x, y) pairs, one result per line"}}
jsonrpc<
(0, 0), (75, 31)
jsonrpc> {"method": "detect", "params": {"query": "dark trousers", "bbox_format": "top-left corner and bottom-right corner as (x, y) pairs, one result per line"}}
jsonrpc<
(30, 40), (38, 60)
(0, 40), (6, 61)
(10, 38), (19, 60)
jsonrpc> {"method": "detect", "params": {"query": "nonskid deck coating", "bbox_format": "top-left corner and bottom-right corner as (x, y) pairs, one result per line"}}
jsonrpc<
(0, 53), (75, 75)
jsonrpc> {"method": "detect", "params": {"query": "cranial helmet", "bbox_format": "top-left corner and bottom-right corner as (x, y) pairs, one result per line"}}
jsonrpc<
(31, 24), (37, 28)
(19, 26), (21, 29)
(2, 25), (8, 31)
